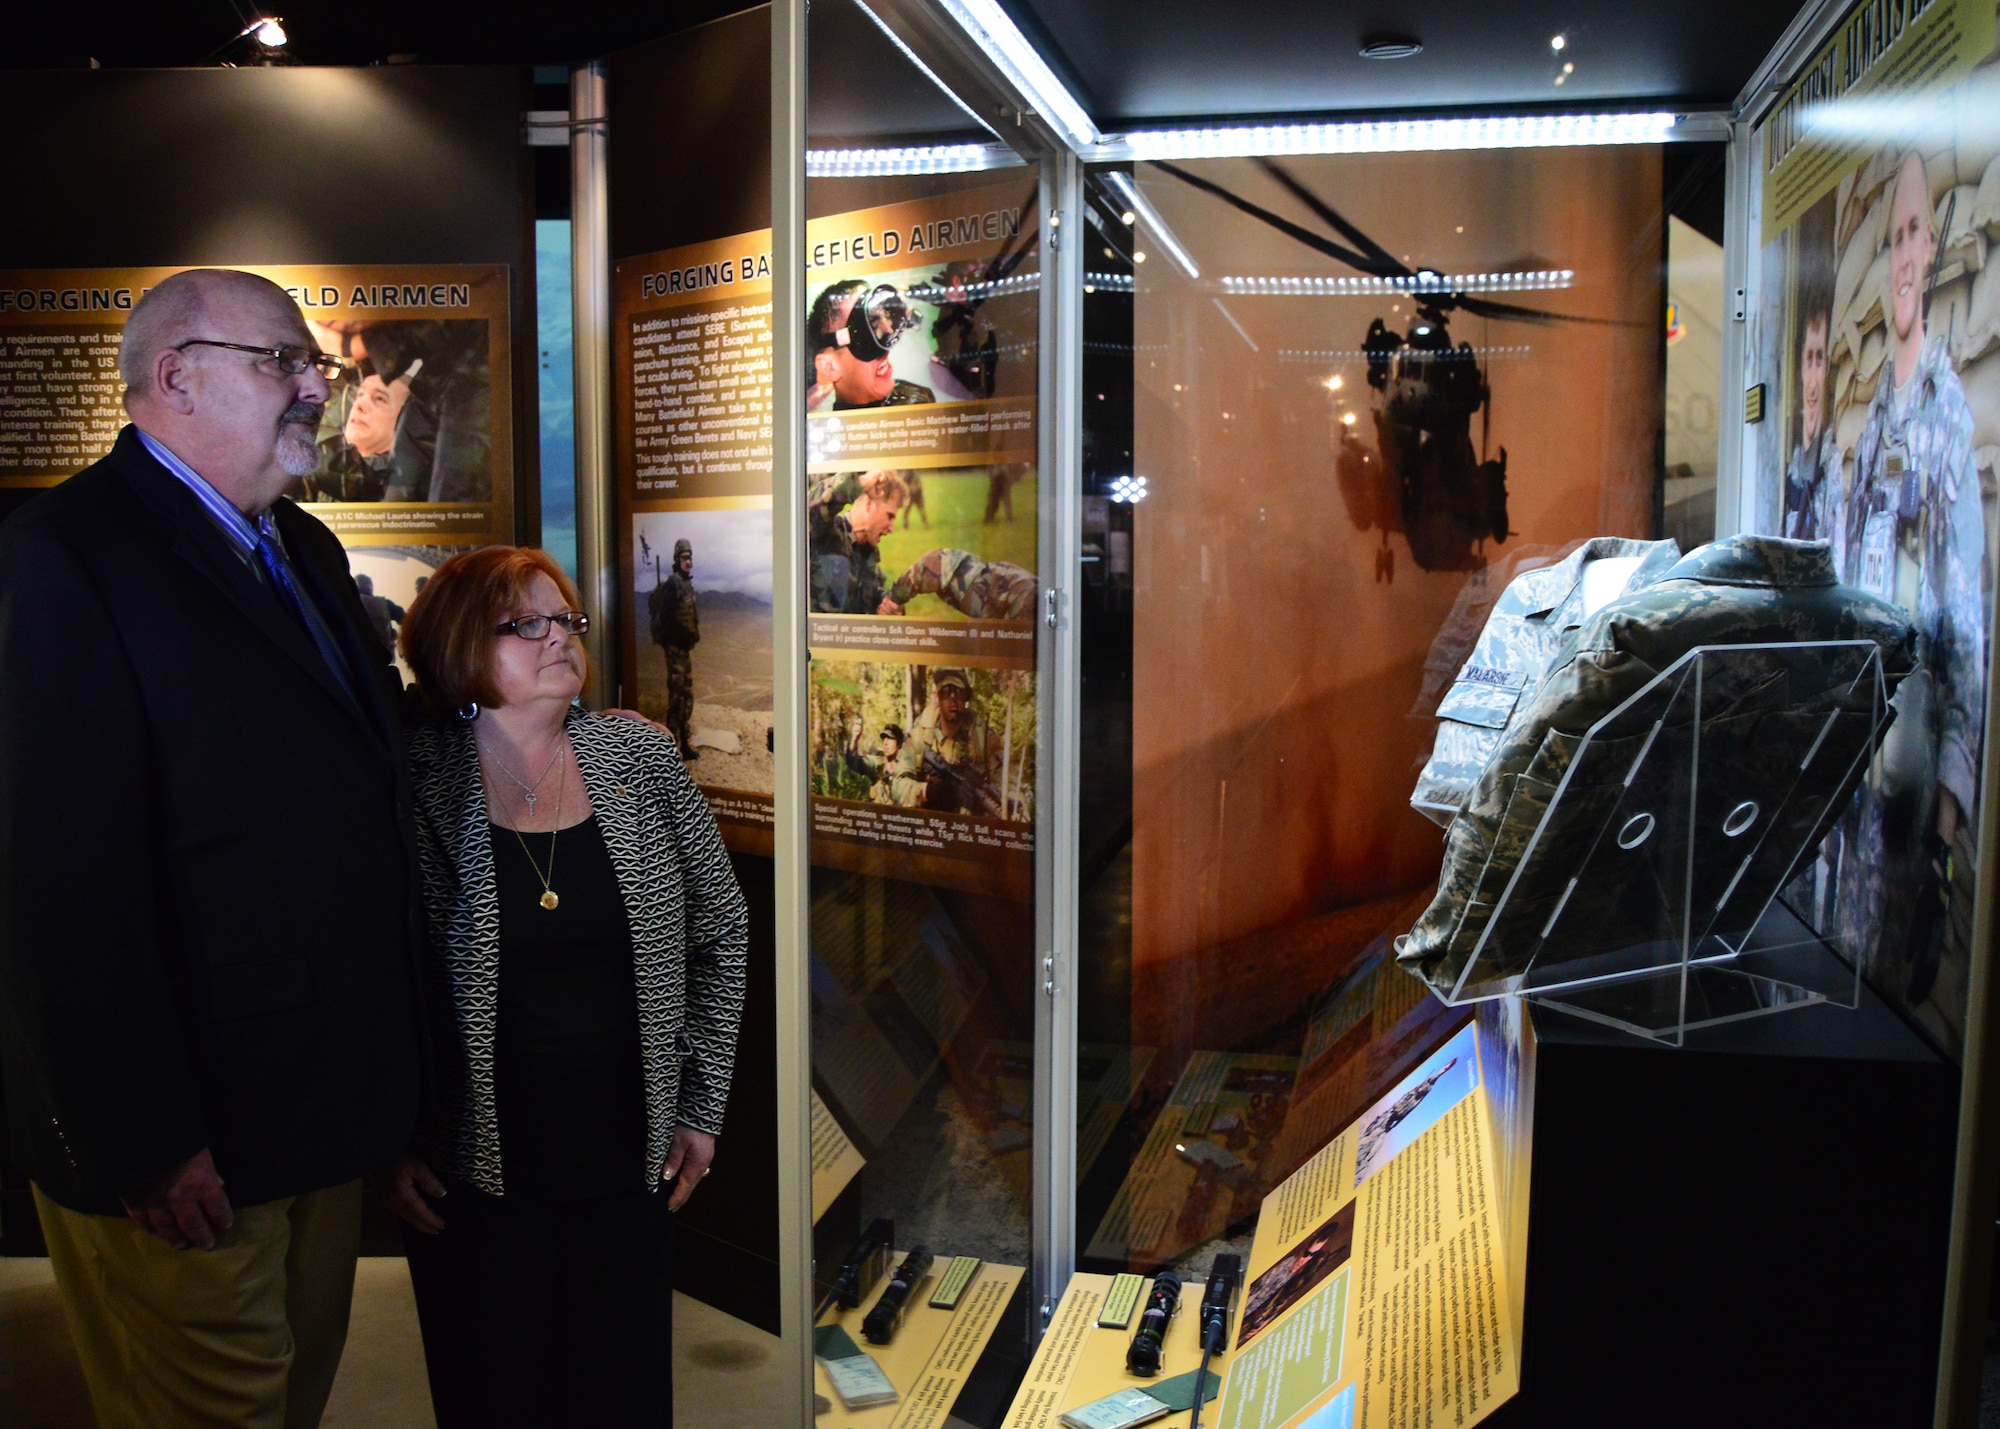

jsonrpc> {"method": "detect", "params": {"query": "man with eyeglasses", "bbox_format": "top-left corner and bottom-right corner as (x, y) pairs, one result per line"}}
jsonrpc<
(0, 267), (426, 1429)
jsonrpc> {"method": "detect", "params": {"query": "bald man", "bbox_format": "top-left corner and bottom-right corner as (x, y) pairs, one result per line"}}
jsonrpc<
(0, 269), (426, 1428)
(1836, 149), (1983, 1008)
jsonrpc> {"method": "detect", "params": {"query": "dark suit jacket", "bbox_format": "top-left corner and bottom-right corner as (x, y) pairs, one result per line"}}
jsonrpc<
(0, 426), (426, 1214)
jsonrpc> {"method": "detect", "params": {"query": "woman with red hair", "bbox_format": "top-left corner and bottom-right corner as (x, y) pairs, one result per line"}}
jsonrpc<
(377, 545), (746, 1426)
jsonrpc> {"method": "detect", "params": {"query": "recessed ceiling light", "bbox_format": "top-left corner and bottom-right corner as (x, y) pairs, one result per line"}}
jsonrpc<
(1563, 62), (1574, 73)
(1358, 33), (1423, 59)
(1550, 33), (1567, 51)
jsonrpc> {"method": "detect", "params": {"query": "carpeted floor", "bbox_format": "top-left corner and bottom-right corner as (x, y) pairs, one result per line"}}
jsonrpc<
(0, 1254), (785, 1427)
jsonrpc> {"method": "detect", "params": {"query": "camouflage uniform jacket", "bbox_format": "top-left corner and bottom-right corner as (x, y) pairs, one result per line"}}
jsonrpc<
(1847, 336), (1983, 815)
(909, 705), (997, 784)
(1410, 537), (1682, 825)
(1398, 536), (1918, 993)
(886, 548), (1038, 621)
(1783, 424), (1844, 563)
(807, 474), (887, 614)
(650, 570), (699, 650)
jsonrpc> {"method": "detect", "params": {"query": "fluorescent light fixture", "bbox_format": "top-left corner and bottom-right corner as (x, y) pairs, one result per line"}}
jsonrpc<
(1220, 270), (1573, 296)
(1109, 475), (1149, 503)
(930, 0), (1099, 147)
(1100, 171), (1199, 279)
(1115, 111), (1677, 160)
(806, 144), (1022, 177)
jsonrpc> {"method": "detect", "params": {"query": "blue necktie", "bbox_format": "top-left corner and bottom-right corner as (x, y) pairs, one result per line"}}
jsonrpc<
(253, 519), (360, 708)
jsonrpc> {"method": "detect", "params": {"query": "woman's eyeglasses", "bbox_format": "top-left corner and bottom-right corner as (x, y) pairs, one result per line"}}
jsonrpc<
(495, 610), (590, 641)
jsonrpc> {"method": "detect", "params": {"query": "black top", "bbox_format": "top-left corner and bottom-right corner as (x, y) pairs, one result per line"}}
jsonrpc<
(490, 814), (646, 1202)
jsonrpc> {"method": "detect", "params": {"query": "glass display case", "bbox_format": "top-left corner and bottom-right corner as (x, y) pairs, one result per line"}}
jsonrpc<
(0, 0), (1989, 1424)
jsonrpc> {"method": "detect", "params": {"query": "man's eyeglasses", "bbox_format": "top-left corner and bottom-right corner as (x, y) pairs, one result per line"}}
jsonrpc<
(174, 339), (350, 380)
(496, 610), (590, 640)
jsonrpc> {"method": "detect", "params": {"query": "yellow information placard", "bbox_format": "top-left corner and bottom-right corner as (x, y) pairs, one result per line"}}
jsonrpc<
(811, 1088), (867, 1223)
(1009, 1013), (1532, 1429)
(1001, 1272), (1234, 1429)
(816, 1256), (1024, 1429)
(1210, 1020), (1525, 1429)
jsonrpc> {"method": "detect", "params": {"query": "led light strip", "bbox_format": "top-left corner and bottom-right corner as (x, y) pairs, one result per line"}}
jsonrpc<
(806, 144), (1022, 177)
(1083, 272), (1136, 292)
(1221, 270), (1574, 295)
(1109, 111), (1678, 160)
(1278, 344), (1536, 362)
(908, 272), (1041, 301)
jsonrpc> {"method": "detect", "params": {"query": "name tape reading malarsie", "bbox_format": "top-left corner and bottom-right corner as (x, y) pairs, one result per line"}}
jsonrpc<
(0, 283), (476, 316)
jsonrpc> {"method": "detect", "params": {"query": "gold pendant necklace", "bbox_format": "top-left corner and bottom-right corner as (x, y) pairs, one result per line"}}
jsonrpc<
(496, 736), (567, 911)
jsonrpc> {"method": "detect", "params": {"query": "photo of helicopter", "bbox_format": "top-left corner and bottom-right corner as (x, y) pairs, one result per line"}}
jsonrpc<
(1155, 158), (1624, 582)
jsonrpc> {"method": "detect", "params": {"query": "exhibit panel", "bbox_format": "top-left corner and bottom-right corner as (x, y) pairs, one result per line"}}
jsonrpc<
(0, 66), (540, 557)
(599, 9), (794, 1343)
(1070, 140), (1669, 1283)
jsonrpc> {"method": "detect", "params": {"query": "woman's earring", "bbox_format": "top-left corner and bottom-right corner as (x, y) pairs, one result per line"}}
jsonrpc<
(457, 701), (480, 721)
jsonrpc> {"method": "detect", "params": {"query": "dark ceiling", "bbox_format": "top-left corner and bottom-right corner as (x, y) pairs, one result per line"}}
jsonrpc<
(1, 0), (1807, 122)
(1003, 0), (1809, 126)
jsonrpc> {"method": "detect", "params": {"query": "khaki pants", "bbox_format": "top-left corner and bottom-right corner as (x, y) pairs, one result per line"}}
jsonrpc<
(34, 1180), (363, 1429)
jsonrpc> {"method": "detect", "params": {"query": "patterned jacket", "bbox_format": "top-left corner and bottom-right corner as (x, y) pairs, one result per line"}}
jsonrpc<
(406, 712), (748, 1194)
(1410, 537), (1682, 825)
(1398, 536), (1918, 994)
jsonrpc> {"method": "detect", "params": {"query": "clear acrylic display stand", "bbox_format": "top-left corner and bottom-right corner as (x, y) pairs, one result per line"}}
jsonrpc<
(1441, 641), (1891, 1045)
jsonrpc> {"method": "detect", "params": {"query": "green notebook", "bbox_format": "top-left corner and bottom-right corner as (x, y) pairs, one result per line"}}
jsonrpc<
(1145, 1368), (1222, 1412)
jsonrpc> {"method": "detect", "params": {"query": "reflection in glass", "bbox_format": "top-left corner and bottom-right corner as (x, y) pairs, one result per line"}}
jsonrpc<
(1078, 146), (1675, 1278)
(803, 0), (1042, 1418)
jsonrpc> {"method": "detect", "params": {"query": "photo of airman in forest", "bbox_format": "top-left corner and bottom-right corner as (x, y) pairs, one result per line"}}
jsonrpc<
(810, 661), (1036, 823)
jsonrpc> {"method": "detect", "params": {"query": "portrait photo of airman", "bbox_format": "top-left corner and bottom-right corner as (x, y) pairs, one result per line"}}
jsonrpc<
(292, 316), (493, 505)
(807, 279), (936, 412)
(810, 661), (1035, 823)
(1801, 143), (1989, 1015)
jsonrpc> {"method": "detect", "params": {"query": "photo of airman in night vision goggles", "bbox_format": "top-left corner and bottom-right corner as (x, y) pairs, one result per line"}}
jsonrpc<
(807, 279), (937, 411)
